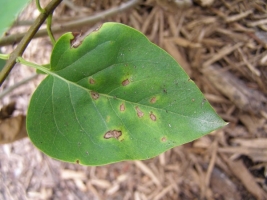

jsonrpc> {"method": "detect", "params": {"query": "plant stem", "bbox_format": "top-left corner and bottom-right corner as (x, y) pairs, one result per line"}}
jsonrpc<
(47, 14), (56, 45)
(0, 0), (141, 47)
(0, 0), (62, 86)
(36, 0), (45, 13)
(0, 54), (9, 60)
(16, 57), (45, 70)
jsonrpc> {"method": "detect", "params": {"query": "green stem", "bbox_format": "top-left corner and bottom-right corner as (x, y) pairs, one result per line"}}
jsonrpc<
(16, 57), (49, 73)
(36, 0), (45, 13)
(0, 54), (9, 60)
(47, 14), (56, 45)
(0, 0), (62, 86)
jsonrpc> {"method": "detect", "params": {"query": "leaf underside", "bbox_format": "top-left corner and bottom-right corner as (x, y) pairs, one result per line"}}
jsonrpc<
(27, 23), (226, 166)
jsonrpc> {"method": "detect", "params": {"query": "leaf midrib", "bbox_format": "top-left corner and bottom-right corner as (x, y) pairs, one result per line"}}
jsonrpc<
(39, 64), (223, 125)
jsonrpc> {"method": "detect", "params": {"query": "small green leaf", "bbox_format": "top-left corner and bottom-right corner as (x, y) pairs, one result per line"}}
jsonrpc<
(27, 23), (226, 166)
(0, 0), (31, 38)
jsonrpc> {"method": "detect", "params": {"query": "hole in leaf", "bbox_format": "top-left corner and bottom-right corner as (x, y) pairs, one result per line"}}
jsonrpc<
(135, 107), (144, 118)
(90, 91), (99, 100)
(150, 97), (157, 104)
(104, 130), (122, 139)
(89, 78), (95, 84)
(122, 79), (130, 86)
(120, 103), (125, 111)
(150, 113), (156, 121)
(70, 32), (82, 48)
(76, 160), (80, 164)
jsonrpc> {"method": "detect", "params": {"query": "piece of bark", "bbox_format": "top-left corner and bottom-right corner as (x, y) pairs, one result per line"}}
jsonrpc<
(202, 65), (267, 115)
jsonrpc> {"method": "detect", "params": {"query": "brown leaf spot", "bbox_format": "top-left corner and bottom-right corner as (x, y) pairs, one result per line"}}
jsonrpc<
(104, 130), (122, 139)
(89, 78), (95, 84)
(161, 137), (167, 142)
(150, 97), (157, 104)
(135, 107), (144, 118)
(90, 91), (99, 100)
(76, 160), (80, 164)
(122, 79), (130, 86)
(150, 113), (156, 121)
(120, 103), (125, 111)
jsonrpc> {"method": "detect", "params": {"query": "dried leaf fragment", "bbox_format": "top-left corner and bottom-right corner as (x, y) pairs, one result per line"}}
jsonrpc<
(0, 115), (27, 144)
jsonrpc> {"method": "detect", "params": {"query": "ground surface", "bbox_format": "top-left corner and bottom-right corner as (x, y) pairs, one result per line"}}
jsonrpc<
(0, 0), (267, 199)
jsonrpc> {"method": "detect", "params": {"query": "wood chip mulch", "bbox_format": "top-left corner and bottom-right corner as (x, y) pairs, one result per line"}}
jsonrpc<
(0, 0), (267, 199)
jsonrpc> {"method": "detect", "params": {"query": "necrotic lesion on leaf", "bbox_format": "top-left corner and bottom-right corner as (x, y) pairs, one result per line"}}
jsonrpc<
(104, 130), (122, 139)
(122, 79), (130, 86)
(89, 78), (95, 84)
(135, 106), (144, 118)
(150, 112), (157, 121)
(150, 97), (157, 104)
(90, 91), (99, 100)
(120, 103), (125, 111)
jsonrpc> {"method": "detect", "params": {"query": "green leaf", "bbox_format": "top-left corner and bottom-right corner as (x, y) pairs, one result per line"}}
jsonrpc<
(0, 0), (31, 38)
(27, 23), (226, 166)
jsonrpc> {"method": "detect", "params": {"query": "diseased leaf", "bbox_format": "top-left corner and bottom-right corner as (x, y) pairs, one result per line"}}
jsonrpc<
(27, 23), (226, 166)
